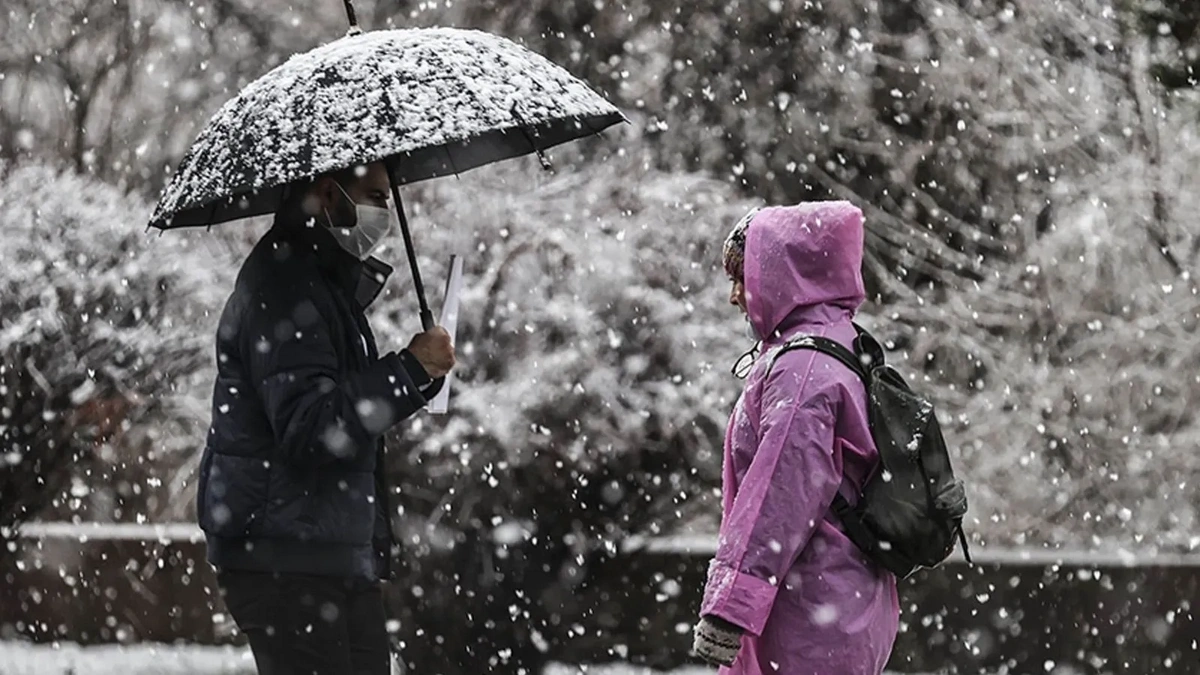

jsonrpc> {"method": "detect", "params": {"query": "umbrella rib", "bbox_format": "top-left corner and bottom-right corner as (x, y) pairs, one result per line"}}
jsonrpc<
(510, 106), (552, 170)
(421, 47), (498, 176)
(422, 46), (487, 113)
(443, 142), (460, 178)
(501, 50), (607, 144)
(423, 45), (544, 165)
(204, 197), (220, 231)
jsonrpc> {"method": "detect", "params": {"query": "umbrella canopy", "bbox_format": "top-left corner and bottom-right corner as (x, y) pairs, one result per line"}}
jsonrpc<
(149, 27), (624, 230)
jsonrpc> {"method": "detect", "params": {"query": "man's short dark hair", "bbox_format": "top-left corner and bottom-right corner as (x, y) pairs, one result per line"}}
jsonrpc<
(277, 164), (371, 219)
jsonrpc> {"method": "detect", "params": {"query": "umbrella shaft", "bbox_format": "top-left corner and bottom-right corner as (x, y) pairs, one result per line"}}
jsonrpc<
(390, 180), (435, 331)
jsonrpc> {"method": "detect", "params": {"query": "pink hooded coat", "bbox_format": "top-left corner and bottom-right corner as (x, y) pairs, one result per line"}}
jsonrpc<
(700, 202), (899, 674)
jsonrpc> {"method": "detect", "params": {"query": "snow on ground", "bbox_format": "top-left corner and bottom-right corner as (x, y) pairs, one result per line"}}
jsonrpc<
(0, 642), (254, 675)
(0, 642), (929, 674)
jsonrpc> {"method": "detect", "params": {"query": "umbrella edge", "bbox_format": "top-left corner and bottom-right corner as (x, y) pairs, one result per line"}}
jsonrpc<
(149, 110), (627, 230)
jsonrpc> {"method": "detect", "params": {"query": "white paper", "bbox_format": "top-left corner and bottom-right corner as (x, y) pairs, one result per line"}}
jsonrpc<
(427, 254), (463, 415)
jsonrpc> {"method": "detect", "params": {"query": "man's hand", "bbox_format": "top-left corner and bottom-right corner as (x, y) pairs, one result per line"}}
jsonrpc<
(407, 326), (455, 379)
(692, 615), (743, 668)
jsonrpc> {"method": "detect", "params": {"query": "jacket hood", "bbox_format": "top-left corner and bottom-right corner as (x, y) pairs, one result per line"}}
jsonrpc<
(744, 201), (866, 340)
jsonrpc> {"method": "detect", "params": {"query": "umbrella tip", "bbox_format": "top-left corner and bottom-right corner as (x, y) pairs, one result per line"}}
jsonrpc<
(342, 0), (362, 35)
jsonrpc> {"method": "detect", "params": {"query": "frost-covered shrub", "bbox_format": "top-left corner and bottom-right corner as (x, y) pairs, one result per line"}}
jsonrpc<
(655, 0), (1146, 290)
(878, 144), (1200, 552)
(453, 0), (1146, 290)
(0, 164), (229, 538)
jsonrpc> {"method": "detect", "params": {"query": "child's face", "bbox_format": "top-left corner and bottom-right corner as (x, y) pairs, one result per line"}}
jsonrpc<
(728, 278), (748, 315)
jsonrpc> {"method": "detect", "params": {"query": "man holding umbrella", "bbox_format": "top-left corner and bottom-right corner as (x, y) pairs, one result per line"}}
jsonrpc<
(196, 161), (455, 674)
(151, 15), (623, 674)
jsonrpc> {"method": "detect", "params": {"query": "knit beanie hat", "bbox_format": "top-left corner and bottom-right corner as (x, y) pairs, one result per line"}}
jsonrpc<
(722, 206), (761, 281)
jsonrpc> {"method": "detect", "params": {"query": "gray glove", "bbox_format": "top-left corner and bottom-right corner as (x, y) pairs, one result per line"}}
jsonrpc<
(692, 615), (743, 667)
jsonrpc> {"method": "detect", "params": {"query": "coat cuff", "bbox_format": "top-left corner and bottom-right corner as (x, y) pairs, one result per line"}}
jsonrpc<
(396, 349), (433, 389)
(699, 559), (779, 637)
(378, 352), (432, 411)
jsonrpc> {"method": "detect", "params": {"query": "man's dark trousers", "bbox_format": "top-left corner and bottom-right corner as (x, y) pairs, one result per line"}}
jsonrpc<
(219, 570), (390, 675)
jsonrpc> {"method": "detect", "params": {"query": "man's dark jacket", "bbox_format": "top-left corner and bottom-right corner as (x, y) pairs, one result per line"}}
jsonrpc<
(197, 218), (433, 580)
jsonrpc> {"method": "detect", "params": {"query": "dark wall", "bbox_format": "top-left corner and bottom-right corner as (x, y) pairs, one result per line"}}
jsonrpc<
(565, 551), (1199, 674)
(1, 537), (1196, 674)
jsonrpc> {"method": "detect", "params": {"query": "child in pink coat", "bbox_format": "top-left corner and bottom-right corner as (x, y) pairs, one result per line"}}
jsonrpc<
(693, 202), (899, 674)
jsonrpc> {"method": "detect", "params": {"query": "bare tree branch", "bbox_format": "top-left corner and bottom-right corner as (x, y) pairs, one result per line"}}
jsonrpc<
(1123, 17), (1194, 286)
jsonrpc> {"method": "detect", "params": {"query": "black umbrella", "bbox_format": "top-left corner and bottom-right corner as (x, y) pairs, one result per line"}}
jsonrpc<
(150, 3), (624, 329)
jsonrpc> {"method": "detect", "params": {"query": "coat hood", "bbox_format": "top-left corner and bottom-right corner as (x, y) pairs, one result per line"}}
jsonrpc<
(744, 201), (866, 341)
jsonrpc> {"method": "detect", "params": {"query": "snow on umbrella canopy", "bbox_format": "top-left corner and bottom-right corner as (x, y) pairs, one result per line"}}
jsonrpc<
(148, 27), (625, 229)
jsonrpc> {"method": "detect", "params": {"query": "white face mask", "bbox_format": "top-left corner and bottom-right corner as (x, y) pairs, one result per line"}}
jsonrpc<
(743, 317), (761, 342)
(325, 182), (394, 260)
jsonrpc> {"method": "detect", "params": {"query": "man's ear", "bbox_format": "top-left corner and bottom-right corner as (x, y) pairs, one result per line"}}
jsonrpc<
(315, 176), (340, 211)
(300, 177), (336, 220)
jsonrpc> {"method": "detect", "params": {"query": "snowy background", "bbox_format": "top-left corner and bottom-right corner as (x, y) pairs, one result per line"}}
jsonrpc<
(2, 1), (1200, 673)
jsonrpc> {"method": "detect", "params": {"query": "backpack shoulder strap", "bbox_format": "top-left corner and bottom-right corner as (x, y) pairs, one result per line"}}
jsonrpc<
(769, 334), (870, 384)
(767, 332), (876, 536)
(851, 323), (886, 371)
